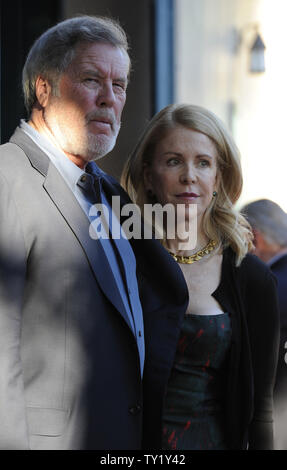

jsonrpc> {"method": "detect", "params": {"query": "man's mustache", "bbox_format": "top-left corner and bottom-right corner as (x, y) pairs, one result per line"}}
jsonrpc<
(86, 111), (118, 131)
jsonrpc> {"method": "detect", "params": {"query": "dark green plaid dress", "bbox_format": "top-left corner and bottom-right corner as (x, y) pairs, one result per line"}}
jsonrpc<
(162, 313), (231, 450)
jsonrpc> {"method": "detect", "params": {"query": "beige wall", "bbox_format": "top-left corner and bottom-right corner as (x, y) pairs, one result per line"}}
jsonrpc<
(175, 0), (242, 124)
(62, 0), (153, 180)
(175, 0), (287, 212)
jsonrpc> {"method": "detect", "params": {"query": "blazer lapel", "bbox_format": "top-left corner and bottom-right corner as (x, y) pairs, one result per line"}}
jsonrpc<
(10, 128), (134, 333)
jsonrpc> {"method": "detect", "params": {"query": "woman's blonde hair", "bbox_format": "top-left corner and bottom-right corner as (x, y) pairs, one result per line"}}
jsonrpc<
(121, 103), (253, 265)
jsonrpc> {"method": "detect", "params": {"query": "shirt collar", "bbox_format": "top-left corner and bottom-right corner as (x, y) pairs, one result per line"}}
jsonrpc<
(19, 120), (103, 190)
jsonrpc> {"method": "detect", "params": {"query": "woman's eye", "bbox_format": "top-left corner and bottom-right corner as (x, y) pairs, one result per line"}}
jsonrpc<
(166, 158), (180, 166)
(199, 159), (210, 167)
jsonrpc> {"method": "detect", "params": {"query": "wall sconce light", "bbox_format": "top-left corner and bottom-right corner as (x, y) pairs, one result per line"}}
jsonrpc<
(231, 24), (266, 74)
(249, 33), (266, 73)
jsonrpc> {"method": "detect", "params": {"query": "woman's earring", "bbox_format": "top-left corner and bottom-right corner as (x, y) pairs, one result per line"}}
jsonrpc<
(212, 191), (218, 197)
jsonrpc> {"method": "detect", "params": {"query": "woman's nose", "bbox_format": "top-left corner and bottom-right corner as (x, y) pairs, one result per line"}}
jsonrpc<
(179, 164), (197, 184)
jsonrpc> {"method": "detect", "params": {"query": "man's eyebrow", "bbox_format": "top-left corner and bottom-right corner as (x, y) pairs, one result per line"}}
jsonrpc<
(79, 69), (128, 83)
(78, 69), (102, 78)
(77, 68), (129, 86)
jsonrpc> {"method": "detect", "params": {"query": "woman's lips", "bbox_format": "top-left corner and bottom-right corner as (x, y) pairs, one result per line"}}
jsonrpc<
(176, 192), (199, 201)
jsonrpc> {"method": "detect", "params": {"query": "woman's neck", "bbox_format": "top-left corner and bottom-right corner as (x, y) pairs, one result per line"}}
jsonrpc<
(165, 230), (210, 257)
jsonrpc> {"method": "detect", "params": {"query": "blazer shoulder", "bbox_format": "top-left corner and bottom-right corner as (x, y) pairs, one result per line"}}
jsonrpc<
(270, 253), (287, 272)
(233, 251), (278, 304)
(224, 247), (276, 295)
(0, 141), (30, 173)
(0, 140), (25, 158)
(237, 251), (274, 283)
(1, 127), (32, 163)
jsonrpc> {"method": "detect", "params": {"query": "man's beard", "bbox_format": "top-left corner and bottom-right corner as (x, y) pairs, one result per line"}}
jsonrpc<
(43, 107), (120, 162)
(84, 128), (119, 161)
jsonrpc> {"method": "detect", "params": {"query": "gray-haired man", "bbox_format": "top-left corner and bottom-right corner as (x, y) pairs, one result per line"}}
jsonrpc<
(0, 16), (188, 449)
(242, 199), (287, 449)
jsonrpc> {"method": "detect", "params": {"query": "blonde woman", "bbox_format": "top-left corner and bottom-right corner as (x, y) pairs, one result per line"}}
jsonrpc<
(122, 104), (279, 450)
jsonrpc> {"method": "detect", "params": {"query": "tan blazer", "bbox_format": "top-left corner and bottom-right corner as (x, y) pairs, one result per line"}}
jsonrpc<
(0, 127), (188, 449)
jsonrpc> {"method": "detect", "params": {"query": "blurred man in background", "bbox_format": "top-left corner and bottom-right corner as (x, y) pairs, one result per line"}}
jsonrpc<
(242, 198), (287, 449)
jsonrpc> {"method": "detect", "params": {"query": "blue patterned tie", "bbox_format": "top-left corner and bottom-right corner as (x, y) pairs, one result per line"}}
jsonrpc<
(77, 164), (102, 204)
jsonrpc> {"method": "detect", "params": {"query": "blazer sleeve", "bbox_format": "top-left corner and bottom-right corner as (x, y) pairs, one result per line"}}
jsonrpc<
(0, 172), (29, 449)
(245, 263), (280, 449)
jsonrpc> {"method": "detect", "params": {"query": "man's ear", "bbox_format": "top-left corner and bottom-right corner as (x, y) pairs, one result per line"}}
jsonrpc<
(253, 228), (265, 248)
(34, 76), (52, 108)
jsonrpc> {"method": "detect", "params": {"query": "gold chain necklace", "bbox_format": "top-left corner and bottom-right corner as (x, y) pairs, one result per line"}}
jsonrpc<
(168, 239), (217, 264)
